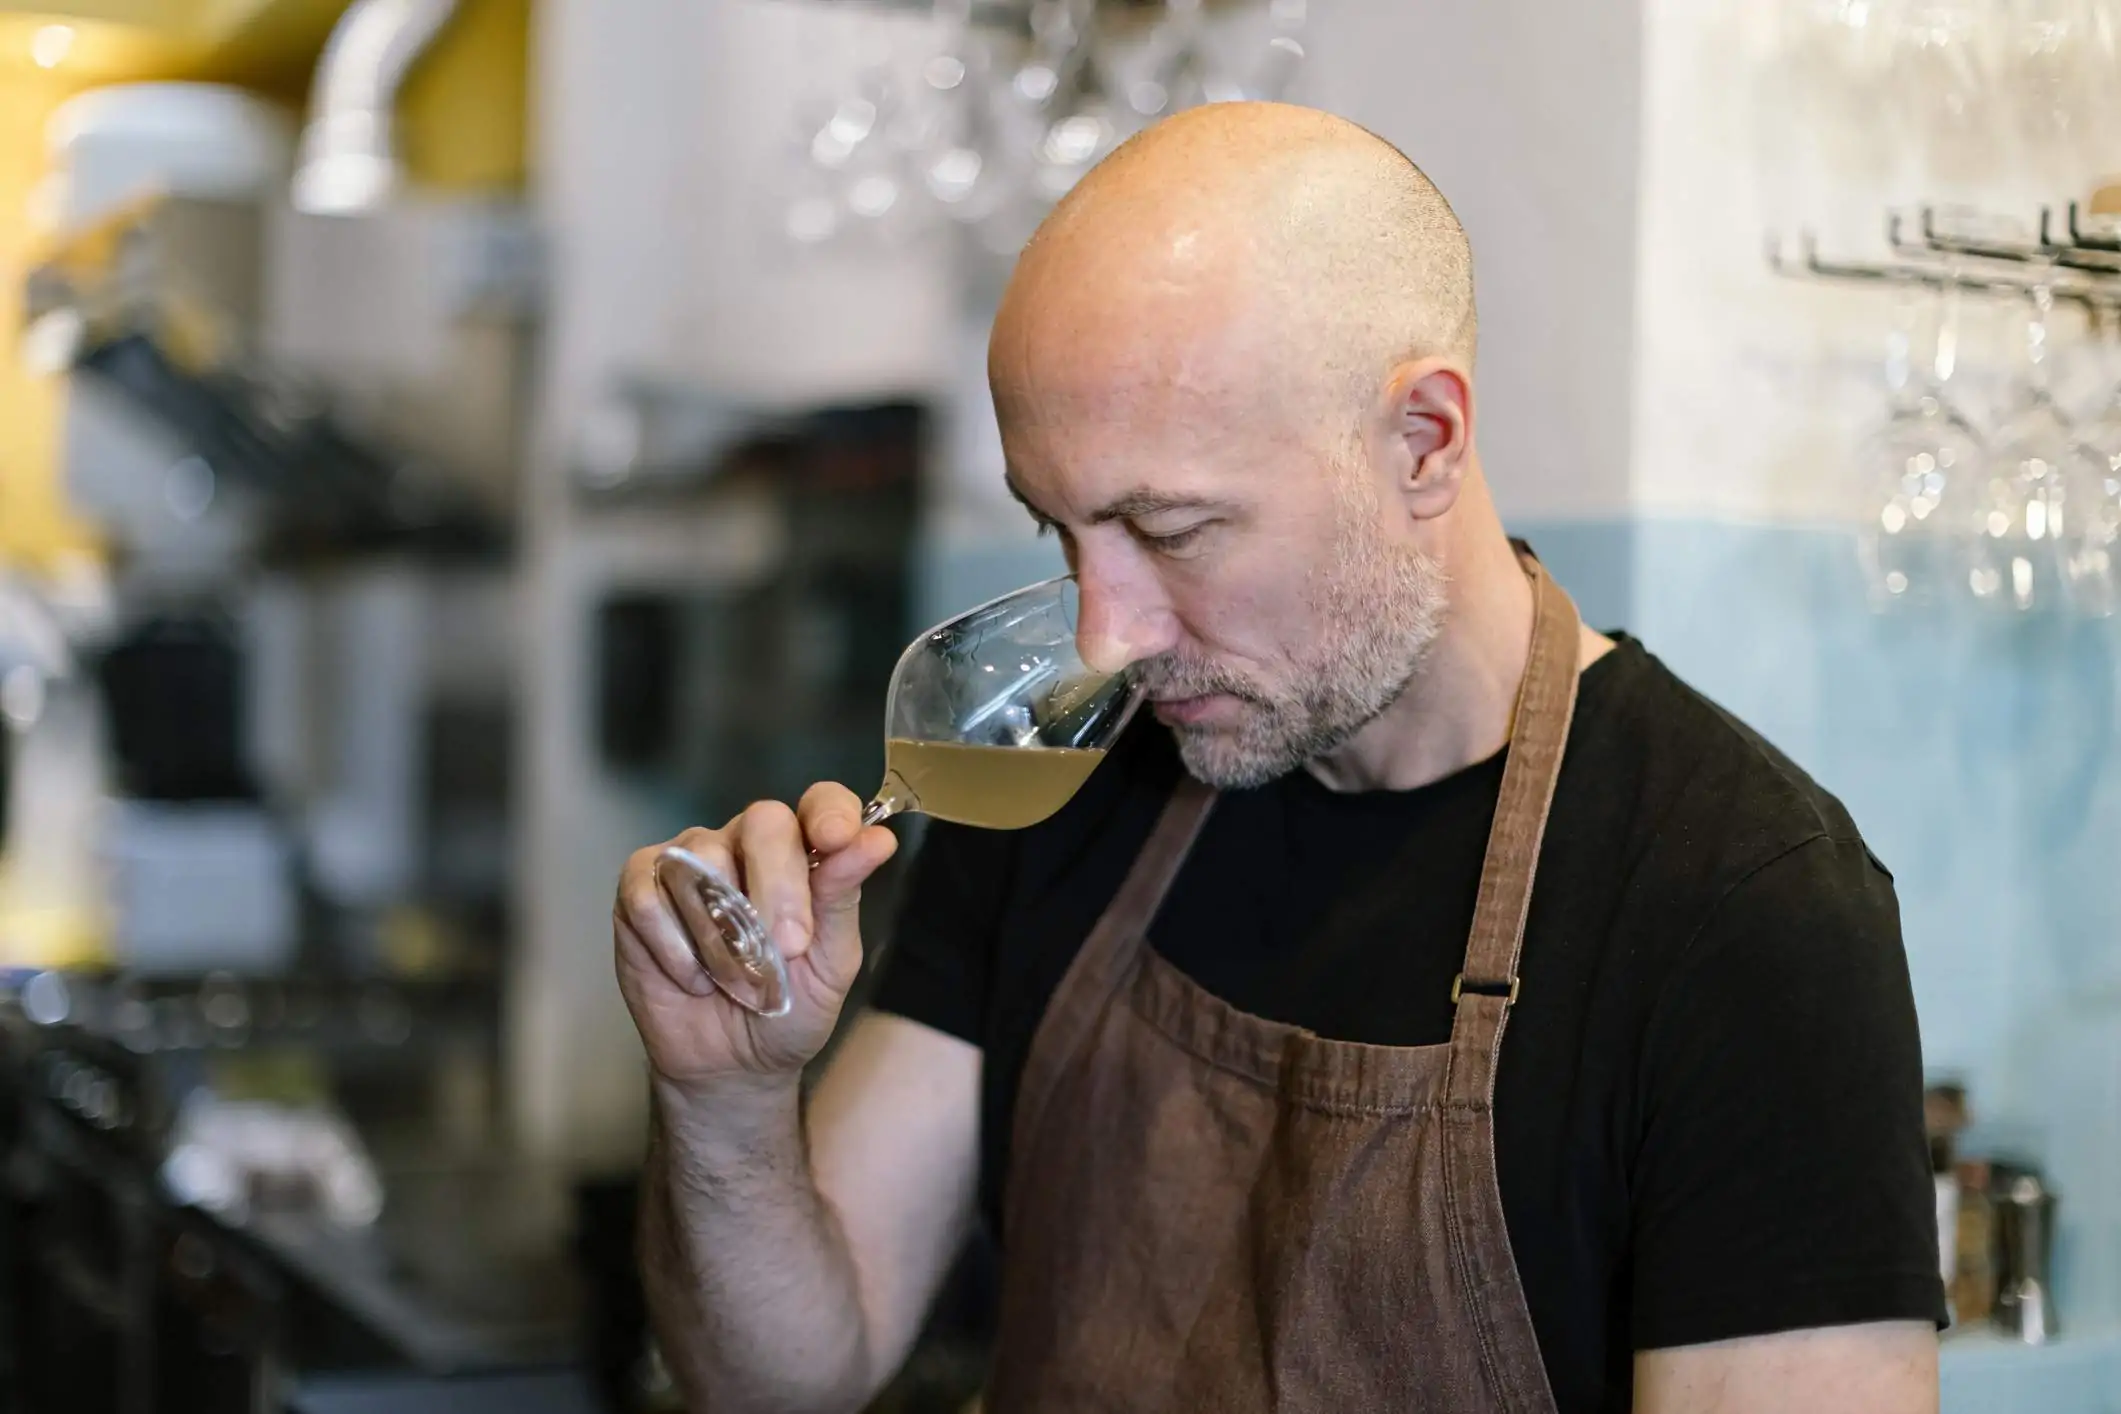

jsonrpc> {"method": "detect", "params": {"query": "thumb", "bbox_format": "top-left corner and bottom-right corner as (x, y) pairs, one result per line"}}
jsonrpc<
(806, 825), (898, 981)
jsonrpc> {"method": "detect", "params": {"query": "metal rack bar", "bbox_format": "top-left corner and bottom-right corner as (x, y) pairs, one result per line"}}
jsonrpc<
(1883, 206), (2121, 276)
(2064, 201), (2121, 253)
(1768, 215), (2121, 311)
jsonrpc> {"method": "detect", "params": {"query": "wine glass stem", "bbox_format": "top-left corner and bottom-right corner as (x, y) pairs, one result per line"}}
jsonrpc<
(1936, 274), (1961, 390)
(2027, 263), (2056, 394)
(1886, 273), (1916, 406)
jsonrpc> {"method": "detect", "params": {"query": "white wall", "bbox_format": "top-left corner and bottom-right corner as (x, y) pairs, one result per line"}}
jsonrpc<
(1308, 0), (1646, 522)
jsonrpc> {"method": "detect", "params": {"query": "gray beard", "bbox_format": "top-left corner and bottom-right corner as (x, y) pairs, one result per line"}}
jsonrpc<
(1136, 530), (1450, 792)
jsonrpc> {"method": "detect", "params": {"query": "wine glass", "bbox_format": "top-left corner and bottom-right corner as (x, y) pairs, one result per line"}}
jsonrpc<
(1861, 277), (1987, 606)
(655, 575), (1145, 1017)
(1969, 282), (2097, 611)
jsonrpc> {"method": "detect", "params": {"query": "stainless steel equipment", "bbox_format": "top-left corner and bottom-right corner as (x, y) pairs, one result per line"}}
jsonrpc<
(1992, 1170), (2062, 1343)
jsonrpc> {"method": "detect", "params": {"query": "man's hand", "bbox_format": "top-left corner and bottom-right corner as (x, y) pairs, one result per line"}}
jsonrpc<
(614, 782), (898, 1087)
(1634, 1321), (1938, 1414)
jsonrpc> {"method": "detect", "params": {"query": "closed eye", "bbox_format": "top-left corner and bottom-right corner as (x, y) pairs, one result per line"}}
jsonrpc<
(1142, 527), (1204, 552)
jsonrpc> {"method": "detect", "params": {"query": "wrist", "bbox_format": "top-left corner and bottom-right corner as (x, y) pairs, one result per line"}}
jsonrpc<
(652, 1071), (802, 1152)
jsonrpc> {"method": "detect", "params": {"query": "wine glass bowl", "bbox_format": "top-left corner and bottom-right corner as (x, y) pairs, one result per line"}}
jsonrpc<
(875, 574), (1142, 826)
(654, 575), (1142, 1018)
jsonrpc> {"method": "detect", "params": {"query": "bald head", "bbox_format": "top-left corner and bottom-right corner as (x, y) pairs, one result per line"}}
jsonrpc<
(992, 103), (1476, 437)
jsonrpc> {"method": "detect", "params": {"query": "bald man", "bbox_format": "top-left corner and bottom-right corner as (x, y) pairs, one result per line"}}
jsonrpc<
(614, 105), (1943, 1413)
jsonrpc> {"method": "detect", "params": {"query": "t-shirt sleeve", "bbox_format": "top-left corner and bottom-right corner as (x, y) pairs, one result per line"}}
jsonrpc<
(1629, 835), (1948, 1351)
(868, 819), (1013, 1047)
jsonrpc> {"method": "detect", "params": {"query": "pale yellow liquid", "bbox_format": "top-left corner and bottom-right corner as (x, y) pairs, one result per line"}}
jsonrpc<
(882, 740), (1107, 830)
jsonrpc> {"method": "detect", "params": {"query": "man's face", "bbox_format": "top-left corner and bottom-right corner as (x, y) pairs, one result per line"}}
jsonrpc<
(997, 365), (1450, 791)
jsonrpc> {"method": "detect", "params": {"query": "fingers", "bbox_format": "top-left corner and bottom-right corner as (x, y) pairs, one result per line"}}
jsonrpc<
(615, 786), (892, 1015)
(728, 800), (814, 961)
(615, 839), (719, 997)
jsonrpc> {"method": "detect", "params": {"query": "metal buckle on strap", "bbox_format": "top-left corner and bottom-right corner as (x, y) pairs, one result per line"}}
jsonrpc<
(1451, 973), (1520, 1004)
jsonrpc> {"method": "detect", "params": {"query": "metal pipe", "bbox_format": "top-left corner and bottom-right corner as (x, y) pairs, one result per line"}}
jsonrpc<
(291, 0), (461, 216)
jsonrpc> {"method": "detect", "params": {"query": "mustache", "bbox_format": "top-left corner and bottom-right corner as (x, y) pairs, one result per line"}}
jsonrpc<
(1130, 654), (1271, 706)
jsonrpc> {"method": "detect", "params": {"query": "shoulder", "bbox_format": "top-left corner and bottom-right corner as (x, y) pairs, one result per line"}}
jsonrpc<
(1545, 640), (1901, 1026)
(1569, 640), (1874, 890)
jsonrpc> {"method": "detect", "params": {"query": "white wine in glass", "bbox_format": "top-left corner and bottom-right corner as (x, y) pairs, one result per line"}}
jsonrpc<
(654, 575), (1143, 1017)
(878, 740), (1109, 831)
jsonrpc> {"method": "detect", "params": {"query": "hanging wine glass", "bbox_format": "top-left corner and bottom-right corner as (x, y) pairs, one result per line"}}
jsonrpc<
(1122, 0), (1208, 120)
(1029, 1), (1134, 207)
(780, 56), (921, 251)
(1862, 276), (1987, 607)
(1969, 282), (2098, 611)
(773, 0), (1312, 259)
(1961, 0), (2114, 612)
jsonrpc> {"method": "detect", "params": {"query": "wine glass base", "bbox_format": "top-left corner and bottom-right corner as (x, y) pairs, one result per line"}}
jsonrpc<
(653, 847), (792, 1018)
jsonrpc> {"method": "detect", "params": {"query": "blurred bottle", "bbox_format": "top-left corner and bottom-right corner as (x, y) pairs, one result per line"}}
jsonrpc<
(1953, 1155), (1998, 1325)
(1992, 1170), (2061, 1344)
(1925, 1081), (1969, 1324)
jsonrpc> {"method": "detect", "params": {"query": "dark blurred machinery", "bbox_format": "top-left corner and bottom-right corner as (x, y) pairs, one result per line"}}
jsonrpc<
(584, 398), (925, 825)
(0, 967), (571, 1414)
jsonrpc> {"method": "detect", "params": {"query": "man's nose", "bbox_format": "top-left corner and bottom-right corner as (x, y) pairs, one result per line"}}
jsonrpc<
(1075, 572), (1176, 677)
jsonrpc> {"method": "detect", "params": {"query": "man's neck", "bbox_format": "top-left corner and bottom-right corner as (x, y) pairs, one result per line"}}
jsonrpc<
(1303, 521), (1533, 795)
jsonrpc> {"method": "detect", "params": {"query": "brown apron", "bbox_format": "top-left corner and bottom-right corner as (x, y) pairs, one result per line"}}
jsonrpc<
(988, 555), (1581, 1413)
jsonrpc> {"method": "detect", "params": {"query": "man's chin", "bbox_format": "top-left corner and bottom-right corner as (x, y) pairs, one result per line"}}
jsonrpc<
(1168, 725), (1297, 793)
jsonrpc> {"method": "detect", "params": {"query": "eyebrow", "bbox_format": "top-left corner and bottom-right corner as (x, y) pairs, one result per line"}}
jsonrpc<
(1003, 473), (1230, 527)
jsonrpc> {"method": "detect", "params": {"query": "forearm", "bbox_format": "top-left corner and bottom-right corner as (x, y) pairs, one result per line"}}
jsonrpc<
(639, 1077), (877, 1414)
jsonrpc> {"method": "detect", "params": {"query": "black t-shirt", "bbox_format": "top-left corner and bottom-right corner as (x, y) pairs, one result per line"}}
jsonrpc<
(872, 637), (1946, 1412)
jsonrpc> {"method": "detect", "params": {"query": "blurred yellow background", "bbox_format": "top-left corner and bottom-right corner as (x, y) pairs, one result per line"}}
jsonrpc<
(0, 0), (528, 570)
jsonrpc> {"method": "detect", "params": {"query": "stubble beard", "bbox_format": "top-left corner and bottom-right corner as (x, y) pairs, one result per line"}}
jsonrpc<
(1135, 500), (1451, 792)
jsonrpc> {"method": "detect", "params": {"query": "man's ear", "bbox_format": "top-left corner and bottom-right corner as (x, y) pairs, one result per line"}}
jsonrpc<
(1385, 361), (1473, 521)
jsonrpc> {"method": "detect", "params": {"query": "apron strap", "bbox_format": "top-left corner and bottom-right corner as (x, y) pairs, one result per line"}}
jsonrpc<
(1444, 552), (1582, 1105)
